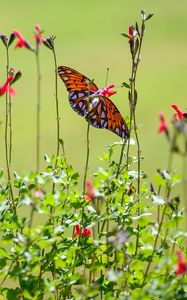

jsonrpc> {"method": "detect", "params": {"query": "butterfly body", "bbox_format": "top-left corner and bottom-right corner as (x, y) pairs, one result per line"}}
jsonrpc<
(58, 66), (129, 139)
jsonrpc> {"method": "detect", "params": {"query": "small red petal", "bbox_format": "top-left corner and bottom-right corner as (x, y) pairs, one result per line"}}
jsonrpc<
(9, 86), (16, 97)
(128, 25), (134, 37)
(13, 30), (25, 40)
(85, 179), (96, 201)
(176, 251), (187, 275)
(158, 112), (168, 133)
(106, 83), (115, 89)
(172, 104), (184, 120)
(0, 84), (8, 95)
(82, 228), (92, 237)
(35, 24), (41, 33)
(73, 224), (81, 238)
(15, 40), (26, 48)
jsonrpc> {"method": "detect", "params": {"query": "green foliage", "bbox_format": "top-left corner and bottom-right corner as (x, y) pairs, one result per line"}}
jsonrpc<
(0, 145), (186, 299)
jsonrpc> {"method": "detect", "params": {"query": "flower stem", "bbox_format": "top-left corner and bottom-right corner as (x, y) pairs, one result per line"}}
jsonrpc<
(8, 94), (13, 165)
(183, 134), (187, 232)
(5, 47), (14, 205)
(51, 45), (62, 196)
(35, 49), (41, 172)
(52, 48), (60, 159)
(141, 189), (170, 288)
(129, 20), (145, 256)
(83, 122), (90, 194)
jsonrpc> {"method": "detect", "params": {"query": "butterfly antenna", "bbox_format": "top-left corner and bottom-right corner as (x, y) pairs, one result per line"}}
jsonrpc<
(105, 67), (109, 86)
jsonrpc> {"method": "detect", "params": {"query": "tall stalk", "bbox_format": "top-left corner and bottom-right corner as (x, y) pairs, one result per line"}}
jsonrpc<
(35, 48), (41, 172)
(5, 47), (14, 203)
(126, 17), (146, 255)
(53, 49), (60, 160)
(83, 122), (90, 194)
(43, 36), (62, 161)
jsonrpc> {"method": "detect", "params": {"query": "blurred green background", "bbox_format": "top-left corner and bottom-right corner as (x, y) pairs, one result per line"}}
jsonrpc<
(0, 0), (187, 179)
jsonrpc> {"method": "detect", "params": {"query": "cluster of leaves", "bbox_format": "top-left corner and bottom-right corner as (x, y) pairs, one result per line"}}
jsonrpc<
(0, 143), (186, 300)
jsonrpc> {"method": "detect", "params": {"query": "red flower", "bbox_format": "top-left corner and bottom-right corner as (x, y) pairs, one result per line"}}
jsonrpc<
(73, 224), (81, 238)
(13, 30), (32, 50)
(82, 228), (92, 237)
(158, 112), (168, 133)
(128, 25), (134, 43)
(97, 84), (116, 98)
(34, 24), (43, 46)
(176, 250), (187, 275)
(73, 225), (92, 238)
(172, 104), (187, 120)
(85, 179), (96, 201)
(0, 75), (16, 97)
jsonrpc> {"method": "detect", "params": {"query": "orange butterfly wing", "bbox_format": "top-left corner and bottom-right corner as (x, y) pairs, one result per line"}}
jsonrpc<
(58, 66), (98, 92)
(58, 66), (129, 139)
(87, 96), (129, 139)
(58, 66), (98, 116)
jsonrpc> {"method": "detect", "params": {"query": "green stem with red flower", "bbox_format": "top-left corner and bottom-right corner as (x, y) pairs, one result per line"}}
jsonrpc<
(127, 17), (146, 256)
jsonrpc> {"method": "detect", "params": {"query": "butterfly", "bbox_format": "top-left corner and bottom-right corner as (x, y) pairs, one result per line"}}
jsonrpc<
(58, 66), (129, 139)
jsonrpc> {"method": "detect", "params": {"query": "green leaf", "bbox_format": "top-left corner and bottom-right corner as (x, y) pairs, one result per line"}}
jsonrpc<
(0, 247), (10, 258)
(141, 182), (148, 193)
(121, 33), (130, 38)
(44, 154), (51, 162)
(122, 82), (131, 89)
(152, 195), (165, 205)
(69, 273), (85, 285)
(134, 38), (139, 56)
(127, 241), (135, 255)
(145, 13), (154, 21)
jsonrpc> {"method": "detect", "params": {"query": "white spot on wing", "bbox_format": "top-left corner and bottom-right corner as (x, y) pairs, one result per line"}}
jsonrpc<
(63, 76), (68, 81)
(103, 105), (107, 111)
(70, 94), (77, 100)
(115, 128), (120, 135)
(78, 92), (85, 98)
(97, 103), (101, 114)
(101, 119), (105, 126)
(79, 102), (83, 108)
(91, 97), (99, 108)
(103, 121), (107, 128)
(101, 111), (105, 119)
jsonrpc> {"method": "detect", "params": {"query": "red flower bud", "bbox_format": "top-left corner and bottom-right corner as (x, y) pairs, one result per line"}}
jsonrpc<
(172, 104), (185, 120)
(0, 75), (16, 97)
(158, 112), (168, 133)
(85, 179), (96, 201)
(94, 84), (116, 98)
(73, 224), (92, 238)
(13, 30), (33, 50)
(176, 250), (187, 275)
